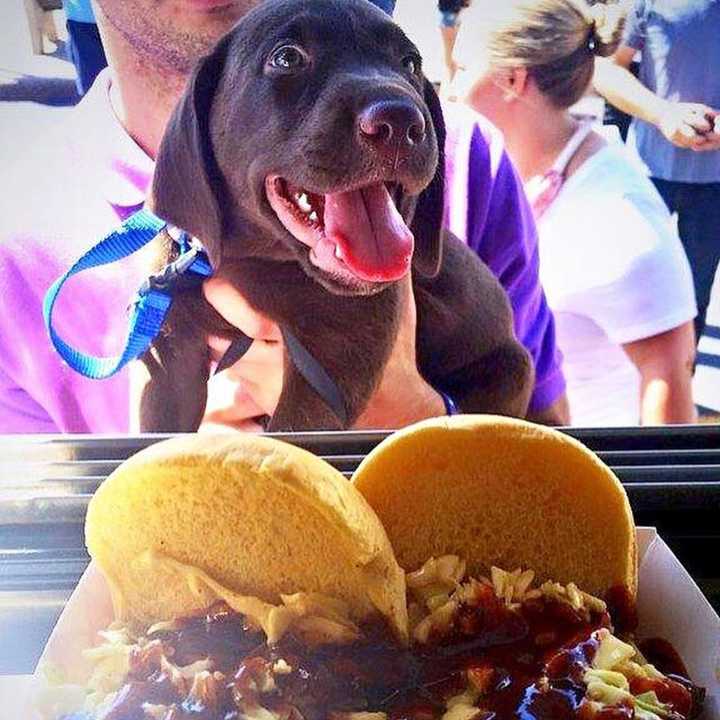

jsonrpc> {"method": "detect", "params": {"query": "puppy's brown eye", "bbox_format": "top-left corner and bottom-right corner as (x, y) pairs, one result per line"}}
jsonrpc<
(268, 45), (309, 71)
(402, 54), (421, 75)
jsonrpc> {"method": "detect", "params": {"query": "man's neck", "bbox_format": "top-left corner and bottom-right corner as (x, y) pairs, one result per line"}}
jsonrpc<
(97, 17), (188, 159)
(109, 61), (186, 160)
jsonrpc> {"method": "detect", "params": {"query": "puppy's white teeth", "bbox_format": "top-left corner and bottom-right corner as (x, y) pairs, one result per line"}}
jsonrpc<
(335, 244), (343, 259)
(309, 210), (319, 223)
(295, 193), (312, 214)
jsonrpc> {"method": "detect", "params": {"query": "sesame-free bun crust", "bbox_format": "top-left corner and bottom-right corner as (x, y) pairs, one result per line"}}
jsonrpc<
(85, 435), (407, 638)
(353, 415), (637, 599)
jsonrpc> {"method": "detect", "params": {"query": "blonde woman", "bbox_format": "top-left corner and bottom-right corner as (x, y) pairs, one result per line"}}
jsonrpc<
(451, 0), (698, 426)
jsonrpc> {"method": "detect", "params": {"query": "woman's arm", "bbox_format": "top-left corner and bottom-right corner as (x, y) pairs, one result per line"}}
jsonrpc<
(593, 47), (667, 128)
(622, 321), (697, 425)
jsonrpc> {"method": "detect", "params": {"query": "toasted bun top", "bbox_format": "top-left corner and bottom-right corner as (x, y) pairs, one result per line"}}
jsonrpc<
(85, 434), (407, 639)
(352, 415), (637, 599)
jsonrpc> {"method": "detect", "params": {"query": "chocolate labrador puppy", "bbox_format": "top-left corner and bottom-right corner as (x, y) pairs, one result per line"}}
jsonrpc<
(140, 0), (533, 432)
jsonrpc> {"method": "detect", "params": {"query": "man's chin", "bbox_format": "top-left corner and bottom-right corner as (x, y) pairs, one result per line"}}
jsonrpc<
(94, 0), (253, 76)
(180, 0), (241, 12)
(177, 0), (257, 22)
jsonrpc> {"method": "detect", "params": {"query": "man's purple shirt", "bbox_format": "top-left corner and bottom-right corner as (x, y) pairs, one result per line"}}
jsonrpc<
(442, 102), (563, 414)
(0, 73), (564, 432)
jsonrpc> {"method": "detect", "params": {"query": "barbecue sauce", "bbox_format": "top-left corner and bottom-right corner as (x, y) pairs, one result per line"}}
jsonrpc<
(66, 594), (701, 720)
(604, 587), (639, 636)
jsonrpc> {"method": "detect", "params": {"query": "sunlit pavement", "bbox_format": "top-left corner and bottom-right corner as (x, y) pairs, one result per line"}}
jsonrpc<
(1, 2), (718, 416)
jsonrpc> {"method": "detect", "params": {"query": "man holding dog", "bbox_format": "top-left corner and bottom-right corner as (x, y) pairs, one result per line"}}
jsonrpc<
(0, 0), (568, 432)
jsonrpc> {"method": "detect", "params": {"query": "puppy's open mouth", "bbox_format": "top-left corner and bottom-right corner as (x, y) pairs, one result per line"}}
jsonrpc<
(265, 176), (414, 284)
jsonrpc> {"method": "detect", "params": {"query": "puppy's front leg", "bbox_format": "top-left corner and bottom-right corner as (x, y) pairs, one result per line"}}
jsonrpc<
(415, 233), (535, 420)
(442, 343), (534, 418)
(134, 298), (211, 433)
(265, 356), (345, 432)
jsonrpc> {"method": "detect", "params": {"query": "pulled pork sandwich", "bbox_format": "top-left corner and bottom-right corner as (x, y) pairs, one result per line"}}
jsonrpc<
(34, 420), (705, 720)
(352, 415), (705, 720)
(34, 434), (408, 720)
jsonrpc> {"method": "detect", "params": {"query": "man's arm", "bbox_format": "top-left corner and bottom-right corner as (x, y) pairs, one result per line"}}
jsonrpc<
(459, 116), (569, 424)
(622, 321), (697, 425)
(594, 47), (719, 151)
(594, 47), (665, 127)
(527, 393), (570, 426)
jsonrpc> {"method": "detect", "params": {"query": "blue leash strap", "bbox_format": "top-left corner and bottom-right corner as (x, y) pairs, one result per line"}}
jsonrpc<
(43, 209), (212, 380)
(43, 207), (349, 424)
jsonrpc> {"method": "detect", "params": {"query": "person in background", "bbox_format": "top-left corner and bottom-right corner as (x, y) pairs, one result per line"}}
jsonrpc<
(0, 0), (568, 433)
(452, 0), (698, 426)
(437, 0), (471, 93)
(593, 0), (720, 347)
(63, 0), (107, 96)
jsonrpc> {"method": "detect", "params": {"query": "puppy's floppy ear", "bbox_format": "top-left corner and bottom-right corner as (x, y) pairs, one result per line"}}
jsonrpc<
(411, 79), (446, 278)
(150, 34), (234, 265)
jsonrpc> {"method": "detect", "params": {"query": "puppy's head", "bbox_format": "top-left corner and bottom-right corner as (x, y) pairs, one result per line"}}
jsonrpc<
(151, 0), (446, 295)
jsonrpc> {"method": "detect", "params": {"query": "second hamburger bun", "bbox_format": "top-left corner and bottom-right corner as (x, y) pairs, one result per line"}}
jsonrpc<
(352, 415), (637, 599)
(85, 434), (408, 639)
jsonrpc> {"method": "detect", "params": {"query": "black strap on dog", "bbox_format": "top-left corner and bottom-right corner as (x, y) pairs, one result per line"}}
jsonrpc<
(283, 327), (349, 426)
(214, 333), (253, 374)
(215, 328), (348, 427)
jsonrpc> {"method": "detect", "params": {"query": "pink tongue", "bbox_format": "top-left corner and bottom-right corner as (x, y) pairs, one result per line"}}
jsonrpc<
(323, 184), (414, 282)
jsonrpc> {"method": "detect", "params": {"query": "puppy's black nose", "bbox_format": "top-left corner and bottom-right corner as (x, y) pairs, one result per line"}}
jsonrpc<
(358, 100), (426, 153)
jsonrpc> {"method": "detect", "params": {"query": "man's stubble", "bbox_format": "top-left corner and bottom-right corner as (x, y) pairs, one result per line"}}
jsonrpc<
(94, 0), (260, 76)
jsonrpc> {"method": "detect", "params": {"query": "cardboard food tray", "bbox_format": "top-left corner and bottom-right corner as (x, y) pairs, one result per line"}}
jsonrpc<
(3, 527), (719, 719)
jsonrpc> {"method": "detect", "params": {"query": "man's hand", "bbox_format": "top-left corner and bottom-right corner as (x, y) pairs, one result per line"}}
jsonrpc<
(201, 278), (283, 432)
(694, 112), (720, 152)
(353, 275), (445, 429)
(200, 275), (445, 432)
(656, 101), (719, 151)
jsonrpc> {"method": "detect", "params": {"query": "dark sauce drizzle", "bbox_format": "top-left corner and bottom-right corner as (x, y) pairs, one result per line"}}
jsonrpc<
(62, 589), (703, 720)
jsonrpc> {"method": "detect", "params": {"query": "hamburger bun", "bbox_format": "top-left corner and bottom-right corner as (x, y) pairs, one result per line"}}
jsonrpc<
(352, 415), (637, 599)
(85, 434), (408, 639)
